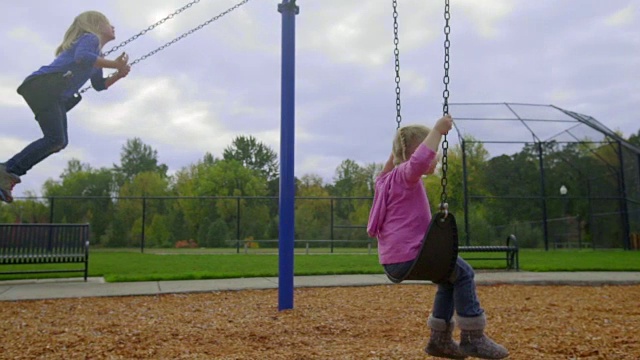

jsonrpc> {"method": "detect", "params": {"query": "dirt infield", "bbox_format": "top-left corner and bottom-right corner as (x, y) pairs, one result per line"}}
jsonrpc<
(1, 284), (639, 359)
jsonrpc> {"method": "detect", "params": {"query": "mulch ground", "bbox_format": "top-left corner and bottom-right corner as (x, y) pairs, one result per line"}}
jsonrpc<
(1, 284), (639, 359)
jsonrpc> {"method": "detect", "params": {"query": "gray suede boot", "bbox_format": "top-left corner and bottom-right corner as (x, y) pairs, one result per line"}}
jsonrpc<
(424, 315), (466, 359)
(457, 314), (509, 359)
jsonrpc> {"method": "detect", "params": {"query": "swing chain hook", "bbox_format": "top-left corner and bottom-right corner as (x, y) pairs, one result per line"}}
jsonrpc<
(392, 0), (402, 130)
(440, 0), (451, 216)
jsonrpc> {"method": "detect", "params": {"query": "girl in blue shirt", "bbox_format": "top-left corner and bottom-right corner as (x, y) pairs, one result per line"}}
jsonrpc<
(0, 11), (131, 203)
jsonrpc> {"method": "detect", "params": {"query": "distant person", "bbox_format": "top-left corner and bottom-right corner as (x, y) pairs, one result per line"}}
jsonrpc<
(367, 115), (509, 359)
(0, 10), (131, 203)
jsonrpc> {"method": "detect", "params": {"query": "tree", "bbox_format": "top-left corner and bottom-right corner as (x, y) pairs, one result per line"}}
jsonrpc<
(628, 130), (640, 148)
(43, 159), (115, 244)
(200, 160), (271, 242)
(145, 214), (173, 248)
(111, 171), (171, 247)
(173, 157), (271, 246)
(296, 174), (331, 241)
(0, 191), (49, 223)
(330, 159), (373, 240)
(223, 135), (278, 181)
(113, 138), (168, 187)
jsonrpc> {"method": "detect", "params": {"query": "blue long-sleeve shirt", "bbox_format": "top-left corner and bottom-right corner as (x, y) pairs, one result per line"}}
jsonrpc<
(30, 33), (107, 99)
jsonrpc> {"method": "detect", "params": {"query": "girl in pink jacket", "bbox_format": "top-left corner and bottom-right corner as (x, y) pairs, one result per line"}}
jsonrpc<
(367, 115), (508, 359)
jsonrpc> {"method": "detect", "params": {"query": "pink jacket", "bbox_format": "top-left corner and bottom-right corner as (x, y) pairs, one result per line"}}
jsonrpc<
(367, 144), (435, 264)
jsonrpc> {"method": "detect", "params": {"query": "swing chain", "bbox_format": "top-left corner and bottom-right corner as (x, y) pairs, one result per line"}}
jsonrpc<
(440, 0), (451, 214)
(80, 0), (251, 94)
(392, 0), (402, 130)
(129, 0), (251, 67)
(103, 0), (201, 58)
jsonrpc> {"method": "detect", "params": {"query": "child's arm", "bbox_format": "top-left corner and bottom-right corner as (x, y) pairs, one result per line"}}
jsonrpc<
(104, 69), (129, 89)
(423, 115), (453, 152)
(99, 53), (131, 89)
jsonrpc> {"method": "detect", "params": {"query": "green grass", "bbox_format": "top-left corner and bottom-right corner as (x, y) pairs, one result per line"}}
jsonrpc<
(518, 249), (640, 271)
(1, 249), (638, 282)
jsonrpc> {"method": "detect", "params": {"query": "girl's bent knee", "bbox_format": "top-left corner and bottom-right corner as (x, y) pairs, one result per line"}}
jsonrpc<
(455, 259), (475, 283)
(46, 137), (68, 153)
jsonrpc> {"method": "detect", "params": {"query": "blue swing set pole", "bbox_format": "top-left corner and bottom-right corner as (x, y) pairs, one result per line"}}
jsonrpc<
(278, 0), (299, 311)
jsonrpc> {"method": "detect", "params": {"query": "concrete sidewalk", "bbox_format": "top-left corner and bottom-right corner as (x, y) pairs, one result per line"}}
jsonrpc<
(1, 271), (639, 302)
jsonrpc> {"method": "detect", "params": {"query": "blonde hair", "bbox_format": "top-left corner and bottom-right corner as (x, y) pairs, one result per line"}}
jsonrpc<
(56, 11), (110, 56)
(392, 124), (430, 165)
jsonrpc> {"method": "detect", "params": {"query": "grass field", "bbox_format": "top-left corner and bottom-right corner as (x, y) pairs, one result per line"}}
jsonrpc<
(1, 249), (639, 282)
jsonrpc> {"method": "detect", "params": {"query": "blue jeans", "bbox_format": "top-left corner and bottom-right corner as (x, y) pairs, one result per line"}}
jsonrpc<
(433, 257), (484, 319)
(6, 74), (70, 176)
(384, 256), (483, 320)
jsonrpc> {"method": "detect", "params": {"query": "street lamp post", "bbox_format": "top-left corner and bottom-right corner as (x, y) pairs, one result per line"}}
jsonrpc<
(560, 185), (568, 215)
(560, 185), (568, 248)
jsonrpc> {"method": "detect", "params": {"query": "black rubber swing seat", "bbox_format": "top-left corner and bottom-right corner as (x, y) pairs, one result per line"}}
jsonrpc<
(385, 212), (459, 284)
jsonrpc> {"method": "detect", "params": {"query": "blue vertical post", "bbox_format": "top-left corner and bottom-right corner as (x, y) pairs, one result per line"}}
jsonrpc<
(278, 0), (299, 311)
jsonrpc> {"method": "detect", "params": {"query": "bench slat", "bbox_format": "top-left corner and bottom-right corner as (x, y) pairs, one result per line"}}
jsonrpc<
(460, 246), (516, 252)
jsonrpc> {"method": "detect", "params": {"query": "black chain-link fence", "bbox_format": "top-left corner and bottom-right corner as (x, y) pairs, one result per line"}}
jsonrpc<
(2, 196), (375, 254)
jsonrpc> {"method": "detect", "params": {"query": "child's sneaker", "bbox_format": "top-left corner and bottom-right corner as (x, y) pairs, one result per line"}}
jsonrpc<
(0, 163), (21, 203)
(0, 188), (14, 203)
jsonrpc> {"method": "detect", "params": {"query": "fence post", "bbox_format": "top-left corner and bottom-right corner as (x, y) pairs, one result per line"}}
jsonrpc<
(577, 215), (582, 248)
(305, 241), (309, 255)
(140, 197), (146, 253)
(49, 197), (55, 223)
(236, 197), (241, 244)
(537, 142), (550, 251)
(330, 198), (334, 253)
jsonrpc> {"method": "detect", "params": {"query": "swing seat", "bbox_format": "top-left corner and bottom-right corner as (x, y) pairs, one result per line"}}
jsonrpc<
(385, 212), (459, 284)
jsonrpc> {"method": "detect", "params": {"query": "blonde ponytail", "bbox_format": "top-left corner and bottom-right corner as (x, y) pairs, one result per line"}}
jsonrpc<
(392, 124), (430, 165)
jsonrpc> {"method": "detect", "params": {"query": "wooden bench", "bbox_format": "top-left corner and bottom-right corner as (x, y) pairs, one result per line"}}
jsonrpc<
(459, 234), (519, 270)
(0, 223), (90, 281)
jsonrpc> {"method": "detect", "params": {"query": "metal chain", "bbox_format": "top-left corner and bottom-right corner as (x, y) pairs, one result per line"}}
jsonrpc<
(440, 0), (451, 212)
(80, 0), (251, 94)
(129, 0), (251, 67)
(102, 0), (201, 58)
(392, 0), (402, 130)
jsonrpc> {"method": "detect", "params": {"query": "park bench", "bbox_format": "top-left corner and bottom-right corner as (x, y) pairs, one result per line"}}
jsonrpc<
(459, 234), (519, 270)
(0, 223), (90, 281)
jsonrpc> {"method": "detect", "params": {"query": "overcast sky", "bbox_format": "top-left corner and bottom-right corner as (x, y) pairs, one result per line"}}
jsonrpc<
(1, 0), (638, 197)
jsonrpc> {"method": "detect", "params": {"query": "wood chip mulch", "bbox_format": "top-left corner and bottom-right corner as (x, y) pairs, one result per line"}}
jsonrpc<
(1, 284), (639, 359)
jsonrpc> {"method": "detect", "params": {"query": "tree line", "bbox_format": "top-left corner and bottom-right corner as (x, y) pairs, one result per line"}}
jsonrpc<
(2, 130), (638, 249)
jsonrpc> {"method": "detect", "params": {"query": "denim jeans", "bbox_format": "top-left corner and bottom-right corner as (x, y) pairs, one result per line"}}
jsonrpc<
(6, 74), (70, 176)
(384, 256), (484, 320)
(432, 257), (484, 320)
